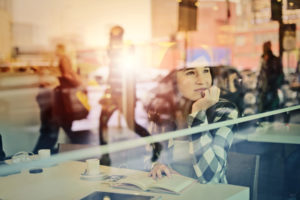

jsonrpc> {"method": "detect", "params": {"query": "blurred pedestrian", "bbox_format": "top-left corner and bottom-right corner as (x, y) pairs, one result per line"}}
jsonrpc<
(33, 44), (89, 154)
(257, 41), (284, 122)
(98, 25), (161, 165)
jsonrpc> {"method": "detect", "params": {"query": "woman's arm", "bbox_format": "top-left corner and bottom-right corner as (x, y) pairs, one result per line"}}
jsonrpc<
(188, 102), (238, 183)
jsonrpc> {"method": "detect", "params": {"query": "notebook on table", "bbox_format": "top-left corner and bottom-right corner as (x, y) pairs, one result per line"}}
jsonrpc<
(112, 173), (195, 195)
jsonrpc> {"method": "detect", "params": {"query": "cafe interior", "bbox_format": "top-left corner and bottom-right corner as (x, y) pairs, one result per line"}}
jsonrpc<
(0, 0), (300, 199)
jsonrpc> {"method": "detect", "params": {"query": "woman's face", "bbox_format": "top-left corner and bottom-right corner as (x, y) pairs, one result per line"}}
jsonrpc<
(176, 67), (212, 101)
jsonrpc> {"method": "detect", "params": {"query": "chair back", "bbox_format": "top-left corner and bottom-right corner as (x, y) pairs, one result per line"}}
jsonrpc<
(226, 151), (259, 200)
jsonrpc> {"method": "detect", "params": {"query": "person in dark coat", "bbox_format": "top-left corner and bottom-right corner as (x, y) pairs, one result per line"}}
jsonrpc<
(257, 41), (284, 122)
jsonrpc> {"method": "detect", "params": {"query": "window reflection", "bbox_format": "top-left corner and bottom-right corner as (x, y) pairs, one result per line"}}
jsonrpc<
(0, 0), (300, 199)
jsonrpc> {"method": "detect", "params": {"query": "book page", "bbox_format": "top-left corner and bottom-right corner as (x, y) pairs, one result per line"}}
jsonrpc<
(149, 174), (195, 194)
(117, 173), (156, 191)
(114, 172), (194, 194)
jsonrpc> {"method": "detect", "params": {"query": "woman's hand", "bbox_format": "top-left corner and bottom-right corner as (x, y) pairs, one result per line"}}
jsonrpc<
(191, 86), (220, 113)
(149, 163), (174, 179)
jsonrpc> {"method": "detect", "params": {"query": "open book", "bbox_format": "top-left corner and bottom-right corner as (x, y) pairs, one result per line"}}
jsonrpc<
(112, 173), (195, 195)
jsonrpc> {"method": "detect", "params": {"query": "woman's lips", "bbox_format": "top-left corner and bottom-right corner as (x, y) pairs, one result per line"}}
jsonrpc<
(194, 88), (207, 98)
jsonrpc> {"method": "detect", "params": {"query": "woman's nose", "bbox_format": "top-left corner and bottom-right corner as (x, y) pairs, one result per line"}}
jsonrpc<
(195, 74), (204, 84)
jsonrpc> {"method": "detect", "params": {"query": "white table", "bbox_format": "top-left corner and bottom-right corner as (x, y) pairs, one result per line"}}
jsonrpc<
(0, 161), (249, 200)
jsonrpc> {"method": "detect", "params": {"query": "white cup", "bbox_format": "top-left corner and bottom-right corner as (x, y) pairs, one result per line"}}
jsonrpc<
(86, 159), (100, 175)
(38, 149), (51, 159)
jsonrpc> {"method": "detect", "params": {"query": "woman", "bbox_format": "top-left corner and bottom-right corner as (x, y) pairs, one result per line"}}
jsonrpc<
(148, 63), (238, 184)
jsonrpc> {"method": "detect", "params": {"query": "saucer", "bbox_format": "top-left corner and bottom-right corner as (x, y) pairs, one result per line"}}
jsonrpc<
(80, 170), (108, 181)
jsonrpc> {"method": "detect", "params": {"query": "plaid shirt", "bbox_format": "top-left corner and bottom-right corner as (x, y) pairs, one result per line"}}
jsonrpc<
(164, 99), (238, 184)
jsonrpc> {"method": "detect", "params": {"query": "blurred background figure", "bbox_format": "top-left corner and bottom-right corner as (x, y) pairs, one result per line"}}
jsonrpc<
(290, 48), (300, 99)
(282, 48), (300, 124)
(218, 66), (244, 115)
(240, 69), (258, 117)
(98, 25), (161, 165)
(257, 41), (284, 122)
(33, 44), (90, 154)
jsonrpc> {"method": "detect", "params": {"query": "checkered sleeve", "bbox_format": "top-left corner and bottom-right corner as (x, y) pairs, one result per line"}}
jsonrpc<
(187, 103), (238, 183)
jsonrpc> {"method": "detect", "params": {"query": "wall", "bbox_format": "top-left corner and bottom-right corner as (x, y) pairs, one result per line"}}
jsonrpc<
(151, 0), (178, 39)
(0, 9), (11, 60)
(11, 0), (152, 50)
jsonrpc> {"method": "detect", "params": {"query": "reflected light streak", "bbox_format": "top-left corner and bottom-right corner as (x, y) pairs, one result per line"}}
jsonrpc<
(122, 52), (134, 71)
(1, 105), (299, 176)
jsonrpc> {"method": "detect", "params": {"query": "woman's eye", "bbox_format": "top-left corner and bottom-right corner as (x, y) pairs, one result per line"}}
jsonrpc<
(203, 69), (210, 73)
(185, 71), (195, 76)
